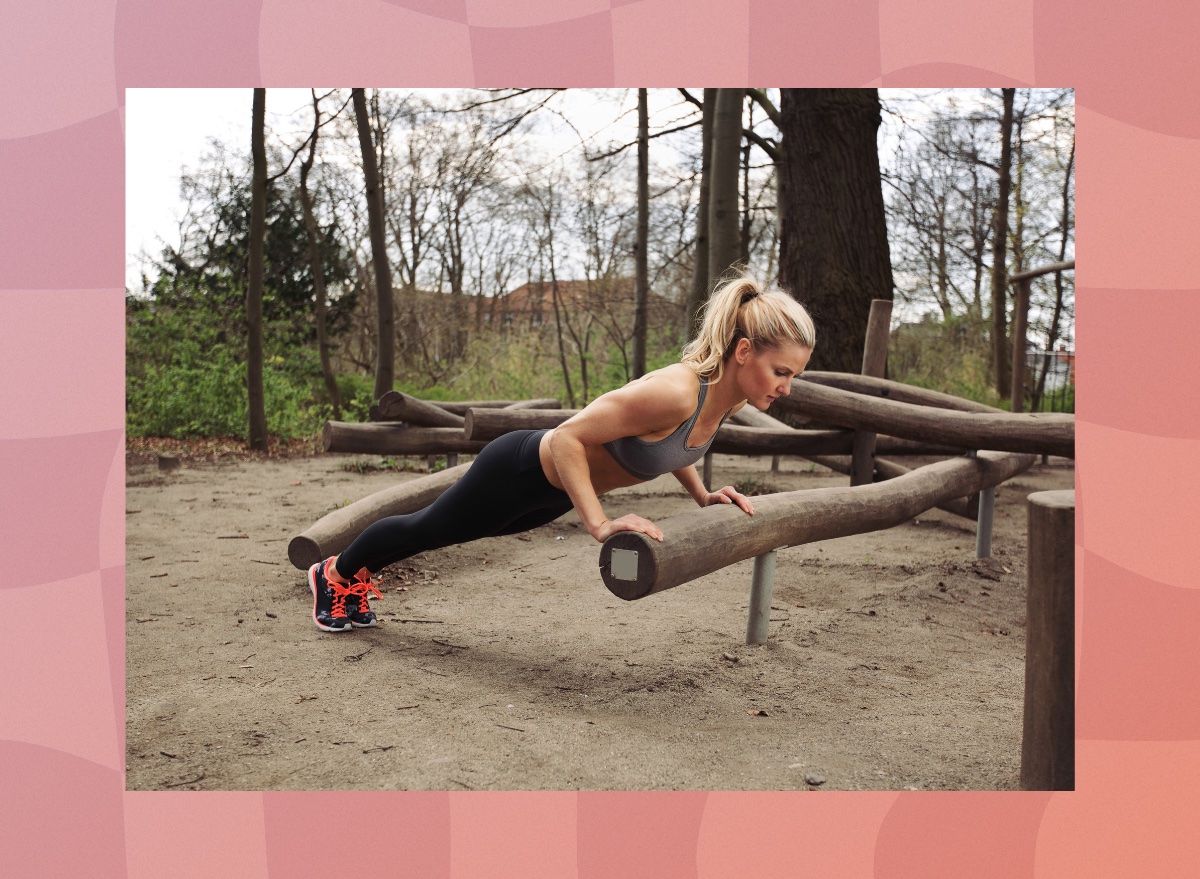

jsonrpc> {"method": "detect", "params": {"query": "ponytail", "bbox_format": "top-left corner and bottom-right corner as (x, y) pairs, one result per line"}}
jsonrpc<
(681, 272), (816, 383)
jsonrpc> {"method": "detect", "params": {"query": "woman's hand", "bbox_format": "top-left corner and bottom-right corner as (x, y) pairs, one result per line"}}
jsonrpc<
(702, 486), (756, 515)
(593, 514), (664, 543)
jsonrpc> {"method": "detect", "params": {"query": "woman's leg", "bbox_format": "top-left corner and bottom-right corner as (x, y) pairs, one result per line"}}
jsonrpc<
(334, 430), (569, 576)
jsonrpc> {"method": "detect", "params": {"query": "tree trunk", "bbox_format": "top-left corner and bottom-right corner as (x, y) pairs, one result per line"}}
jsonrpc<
(708, 88), (743, 286)
(777, 89), (893, 373)
(299, 92), (342, 420)
(991, 88), (1016, 399)
(632, 88), (650, 378)
(686, 88), (716, 340)
(246, 88), (269, 451)
(353, 88), (396, 399)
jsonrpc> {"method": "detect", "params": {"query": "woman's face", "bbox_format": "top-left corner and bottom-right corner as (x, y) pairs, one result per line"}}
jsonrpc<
(735, 340), (812, 410)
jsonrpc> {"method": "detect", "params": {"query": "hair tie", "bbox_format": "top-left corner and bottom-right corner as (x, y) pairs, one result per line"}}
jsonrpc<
(740, 288), (760, 305)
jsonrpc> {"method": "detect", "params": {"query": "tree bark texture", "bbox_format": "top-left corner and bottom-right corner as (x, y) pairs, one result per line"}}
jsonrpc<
(353, 88), (396, 400)
(708, 88), (744, 285)
(323, 422), (487, 456)
(777, 89), (894, 374)
(246, 88), (269, 451)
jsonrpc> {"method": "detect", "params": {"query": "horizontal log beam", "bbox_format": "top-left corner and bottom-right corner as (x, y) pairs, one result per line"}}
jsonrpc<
(779, 379), (1074, 458)
(372, 396), (563, 422)
(806, 455), (979, 520)
(464, 408), (964, 456)
(323, 422), (487, 456)
(288, 463), (470, 569)
(798, 372), (1000, 413)
(599, 451), (1035, 600)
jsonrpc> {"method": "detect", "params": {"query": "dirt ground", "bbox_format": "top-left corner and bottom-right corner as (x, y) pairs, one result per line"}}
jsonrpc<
(125, 447), (1073, 791)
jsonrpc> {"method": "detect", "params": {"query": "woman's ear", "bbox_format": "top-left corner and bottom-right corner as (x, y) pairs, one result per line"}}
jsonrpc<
(734, 337), (754, 365)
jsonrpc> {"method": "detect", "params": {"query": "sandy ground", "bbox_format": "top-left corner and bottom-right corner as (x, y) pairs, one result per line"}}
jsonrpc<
(126, 448), (1073, 791)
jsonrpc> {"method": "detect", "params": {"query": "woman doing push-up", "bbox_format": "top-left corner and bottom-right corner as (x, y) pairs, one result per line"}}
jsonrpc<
(308, 273), (816, 631)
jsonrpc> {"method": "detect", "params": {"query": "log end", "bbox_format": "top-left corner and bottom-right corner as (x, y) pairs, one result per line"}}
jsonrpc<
(288, 534), (323, 570)
(599, 532), (660, 600)
(464, 408), (478, 440)
(321, 421), (334, 452)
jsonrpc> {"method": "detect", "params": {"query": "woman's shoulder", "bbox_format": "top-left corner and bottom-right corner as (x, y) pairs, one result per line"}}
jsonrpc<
(608, 364), (700, 423)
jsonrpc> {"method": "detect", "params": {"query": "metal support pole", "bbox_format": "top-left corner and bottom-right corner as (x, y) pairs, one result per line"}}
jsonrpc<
(976, 486), (996, 559)
(746, 549), (778, 646)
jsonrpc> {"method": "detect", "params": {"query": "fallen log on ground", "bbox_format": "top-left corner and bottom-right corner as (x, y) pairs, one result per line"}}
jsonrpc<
(288, 463), (471, 569)
(599, 450), (1035, 600)
(806, 455), (979, 520)
(323, 422), (487, 455)
(800, 372), (1001, 413)
(777, 379), (1074, 458)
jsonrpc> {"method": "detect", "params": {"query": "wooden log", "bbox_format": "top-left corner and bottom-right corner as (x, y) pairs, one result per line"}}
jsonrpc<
(1021, 489), (1075, 791)
(375, 392), (465, 427)
(806, 455), (979, 520)
(852, 299), (892, 486)
(288, 463), (471, 569)
(464, 408), (964, 456)
(728, 407), (791, 429)
(503, 398), (563, 410)
(464, 408), (580, 440)
(798, 372), (1000, 413)
(599, 450), (1035, 600)
(372, 397), (562, 421)
(779, 378), (1074, 458)
(323, 422), (487, 456)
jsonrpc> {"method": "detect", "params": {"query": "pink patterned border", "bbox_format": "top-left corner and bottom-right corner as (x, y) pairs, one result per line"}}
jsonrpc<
(3, 0), (1197, 874)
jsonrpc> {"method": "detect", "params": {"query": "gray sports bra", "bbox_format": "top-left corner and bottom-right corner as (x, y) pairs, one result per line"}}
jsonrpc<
(603, 378), (732, 480)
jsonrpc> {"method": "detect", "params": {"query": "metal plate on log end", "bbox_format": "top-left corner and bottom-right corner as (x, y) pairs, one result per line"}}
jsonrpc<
(611, 549), (639, 581)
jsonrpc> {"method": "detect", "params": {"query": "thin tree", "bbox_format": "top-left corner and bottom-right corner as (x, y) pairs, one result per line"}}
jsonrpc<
(631, 88), (650, 378)
(352, 88), (396, 399)
(299, 89), (343, 419)
(991, 87), (1016, 399)
(246, 88), (269, 450)
(685, 88), (715, 340)
(777, 88), (893, 373)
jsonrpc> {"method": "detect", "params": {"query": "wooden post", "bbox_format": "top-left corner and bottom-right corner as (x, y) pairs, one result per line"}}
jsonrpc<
(851, 299), (892, 486)
(1020, 489), (1075, 791)
(1011, 277), (1031, 413)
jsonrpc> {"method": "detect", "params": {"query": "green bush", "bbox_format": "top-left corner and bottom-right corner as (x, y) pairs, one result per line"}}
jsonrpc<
(127, 345), (325, 440)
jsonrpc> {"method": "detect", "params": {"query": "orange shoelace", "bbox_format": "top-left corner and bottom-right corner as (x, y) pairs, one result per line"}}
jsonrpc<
(349, 569), (383, 612)
(324, 559), (357, 618)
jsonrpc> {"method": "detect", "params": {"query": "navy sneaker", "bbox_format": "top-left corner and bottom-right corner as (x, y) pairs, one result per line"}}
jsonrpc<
(344, 568), (383, 628)
(308, 557), (353, 632)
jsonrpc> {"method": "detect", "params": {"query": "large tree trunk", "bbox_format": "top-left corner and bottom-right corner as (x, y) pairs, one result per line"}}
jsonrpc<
(777, 89), (893, 373)
(300, 91), (342, 420)
(708, 88), (743, 286)
(991, 88), (1016, 399)
(685, 88), (716, 340)
(353, 88), (396, 399)
(632, 88), (650, 378)
(246, 88), (269, 451)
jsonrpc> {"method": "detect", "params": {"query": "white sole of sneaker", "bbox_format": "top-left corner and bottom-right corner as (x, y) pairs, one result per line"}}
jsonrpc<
(309, 562), (351, 633)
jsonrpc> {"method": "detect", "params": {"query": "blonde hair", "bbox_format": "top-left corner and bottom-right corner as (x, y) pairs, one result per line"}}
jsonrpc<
(681, 273), (816, 383)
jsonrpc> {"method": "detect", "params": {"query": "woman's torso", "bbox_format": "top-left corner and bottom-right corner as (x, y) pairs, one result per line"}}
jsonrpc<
(538, 364), (733, 493)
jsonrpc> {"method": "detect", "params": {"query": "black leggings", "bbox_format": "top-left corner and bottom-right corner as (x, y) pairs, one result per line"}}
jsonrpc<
(334, 429), (574, 577)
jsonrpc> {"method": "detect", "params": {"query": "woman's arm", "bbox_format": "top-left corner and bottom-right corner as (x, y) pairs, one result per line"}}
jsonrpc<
(550, 371), (694, 543)
(672, 464), (757, 515)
